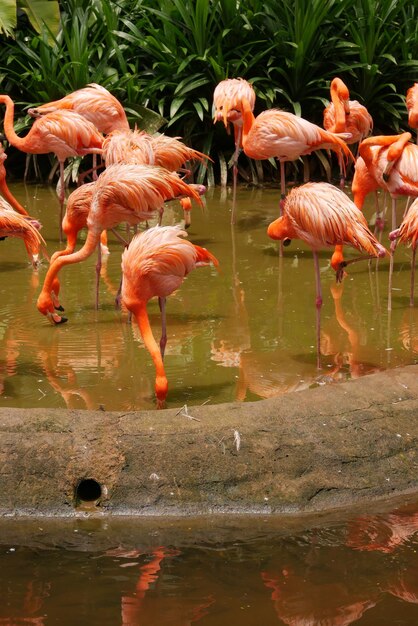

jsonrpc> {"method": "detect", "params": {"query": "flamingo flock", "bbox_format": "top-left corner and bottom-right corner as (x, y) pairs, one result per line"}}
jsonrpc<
(0, 77), (417, 407)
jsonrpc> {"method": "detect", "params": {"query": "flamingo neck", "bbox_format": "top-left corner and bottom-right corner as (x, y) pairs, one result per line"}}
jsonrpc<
(0, 95), (26, 151)
(241, 101), (255, 150)
(0, 178), (28, 216)
(330, 85), (347, 133)
(131, 300), (168, 406)
(37, 229), (101, 316)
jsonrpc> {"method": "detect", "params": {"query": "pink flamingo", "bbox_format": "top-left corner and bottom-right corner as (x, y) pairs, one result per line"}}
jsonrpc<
(36, 164), (204, 324)
(121, 225), (218, 408)
(267, 182), (387, 367)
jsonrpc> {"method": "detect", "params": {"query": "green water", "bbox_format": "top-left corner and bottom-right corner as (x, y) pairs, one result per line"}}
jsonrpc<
(0, 183), (416, 410)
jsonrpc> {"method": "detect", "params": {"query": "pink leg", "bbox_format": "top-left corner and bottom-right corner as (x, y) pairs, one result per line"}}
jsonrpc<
(58, 160), (66, 242)
(231, 127), (242, 225)
(388, 197), (397, 311)
(313, 251), (322, 369)
(95, 241), (102, 310)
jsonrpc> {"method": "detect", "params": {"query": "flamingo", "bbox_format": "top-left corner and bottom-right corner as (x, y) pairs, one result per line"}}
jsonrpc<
(102, 128), (208, 226)
(121, 225), (218, 408)
(0, 94), (103, 233)
(359, 132), (418, 309)
(389, 196), (418, 306)
(28, 83), (129, 187)
(240, 97), (354, 212)
(36, 163), (204, 324)
(27, 83), (129, 135)
(267, 182), (387, 367)
(213, 78), (256, 222)
(406, 83), (418, 144)
(0, 199), (46, 266)
(323, 77), (373, 187)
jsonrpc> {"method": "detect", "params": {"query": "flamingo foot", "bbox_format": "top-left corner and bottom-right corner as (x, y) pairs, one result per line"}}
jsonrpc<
(46, 311), (68, 325)
(335, 263), (348, 283)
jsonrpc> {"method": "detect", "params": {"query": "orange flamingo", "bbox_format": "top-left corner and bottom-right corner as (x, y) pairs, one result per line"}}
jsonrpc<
(323, 77), (373, 187)
(36, 164), (204, 324)
(103, 129), (208, 226)
(0, 94), (103, 231)
(121, 225), (218, 408)
(28, 83), (129, 188)
(359, 132), (418, 309)
(389, 196), (418, 306)
(240, 97), (354, 211)
(406, 83), (418, 143)
(267, 182), (387, 367)
(0, 200), (46, 266)
(213, 77), (256, 222)
(27, 83), (129, 135)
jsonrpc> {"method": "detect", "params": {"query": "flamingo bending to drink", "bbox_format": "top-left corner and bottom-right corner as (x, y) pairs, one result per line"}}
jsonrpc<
(121, 225), (218, 408)
(36, 164), (204, 324)
(267, 182), (387, 367)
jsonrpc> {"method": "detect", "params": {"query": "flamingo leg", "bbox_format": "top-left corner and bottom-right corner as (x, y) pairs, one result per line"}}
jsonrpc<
(159, 296), (167, 359)
(388, 197), (397, 311)
(230, 126), (242, 226)
(58, 159), (66, 242)
(313, 251), (322, 370)
(95, 240), (102, 310)
(411, 245), (416, 307)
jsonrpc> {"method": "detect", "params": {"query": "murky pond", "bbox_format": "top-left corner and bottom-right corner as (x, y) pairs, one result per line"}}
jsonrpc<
(0, 182), (416, 410)
(2, 496), (418, 624)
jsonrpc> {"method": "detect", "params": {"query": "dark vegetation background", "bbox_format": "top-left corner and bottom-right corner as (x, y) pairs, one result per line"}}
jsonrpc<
(1, 0), (418, 185)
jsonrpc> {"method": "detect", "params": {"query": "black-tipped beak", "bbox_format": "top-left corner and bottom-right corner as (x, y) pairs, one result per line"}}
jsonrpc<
(283, 238), (292, 247)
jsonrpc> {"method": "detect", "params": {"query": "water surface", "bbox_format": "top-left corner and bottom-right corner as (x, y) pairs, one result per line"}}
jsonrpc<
(0, 182), (416, 410)
(1, 496), (418, 624)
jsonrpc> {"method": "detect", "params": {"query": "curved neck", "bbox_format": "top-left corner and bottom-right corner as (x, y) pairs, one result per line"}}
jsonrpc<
(131, 300), (168, 405)
(0, 95), (26, 150)
(0, 177), (28, 216)
(330, 84), (347, 133)
(41, 229), (100, 296)
(241, 99), (255, 149)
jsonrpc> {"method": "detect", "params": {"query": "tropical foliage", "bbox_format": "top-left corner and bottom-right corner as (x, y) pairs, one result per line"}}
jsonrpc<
(0, 0), (417, 185)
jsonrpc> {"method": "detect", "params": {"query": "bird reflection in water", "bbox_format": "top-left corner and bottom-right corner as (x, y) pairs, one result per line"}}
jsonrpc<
(120, 547), (214, 626)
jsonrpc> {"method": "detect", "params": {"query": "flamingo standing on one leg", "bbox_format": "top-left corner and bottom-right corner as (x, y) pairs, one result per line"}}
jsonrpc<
(121, 225), (218, 408)
(240, 97), (354, 213)
(267, 182), (388, 368)
(406, 83), (418, 144)
(36, 163), (204, 324)
(389, 197), (418, 306)
(323, 77), (373, 187)
(0, 95), (103, 236)
(213, 78), (256, 223)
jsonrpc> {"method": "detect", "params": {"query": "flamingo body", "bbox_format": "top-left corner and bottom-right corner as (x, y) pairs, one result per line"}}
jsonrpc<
(323, 78), (373, 144)
(267, 182), (386, 261)
(241, 101), (353, 165)
(121, 225), (218, 406)
(28, 83), (129, 135)
(0, 198), (45, 263)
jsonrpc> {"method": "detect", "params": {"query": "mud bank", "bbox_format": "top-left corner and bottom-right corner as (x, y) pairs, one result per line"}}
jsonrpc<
(1, 365), (418, 517)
